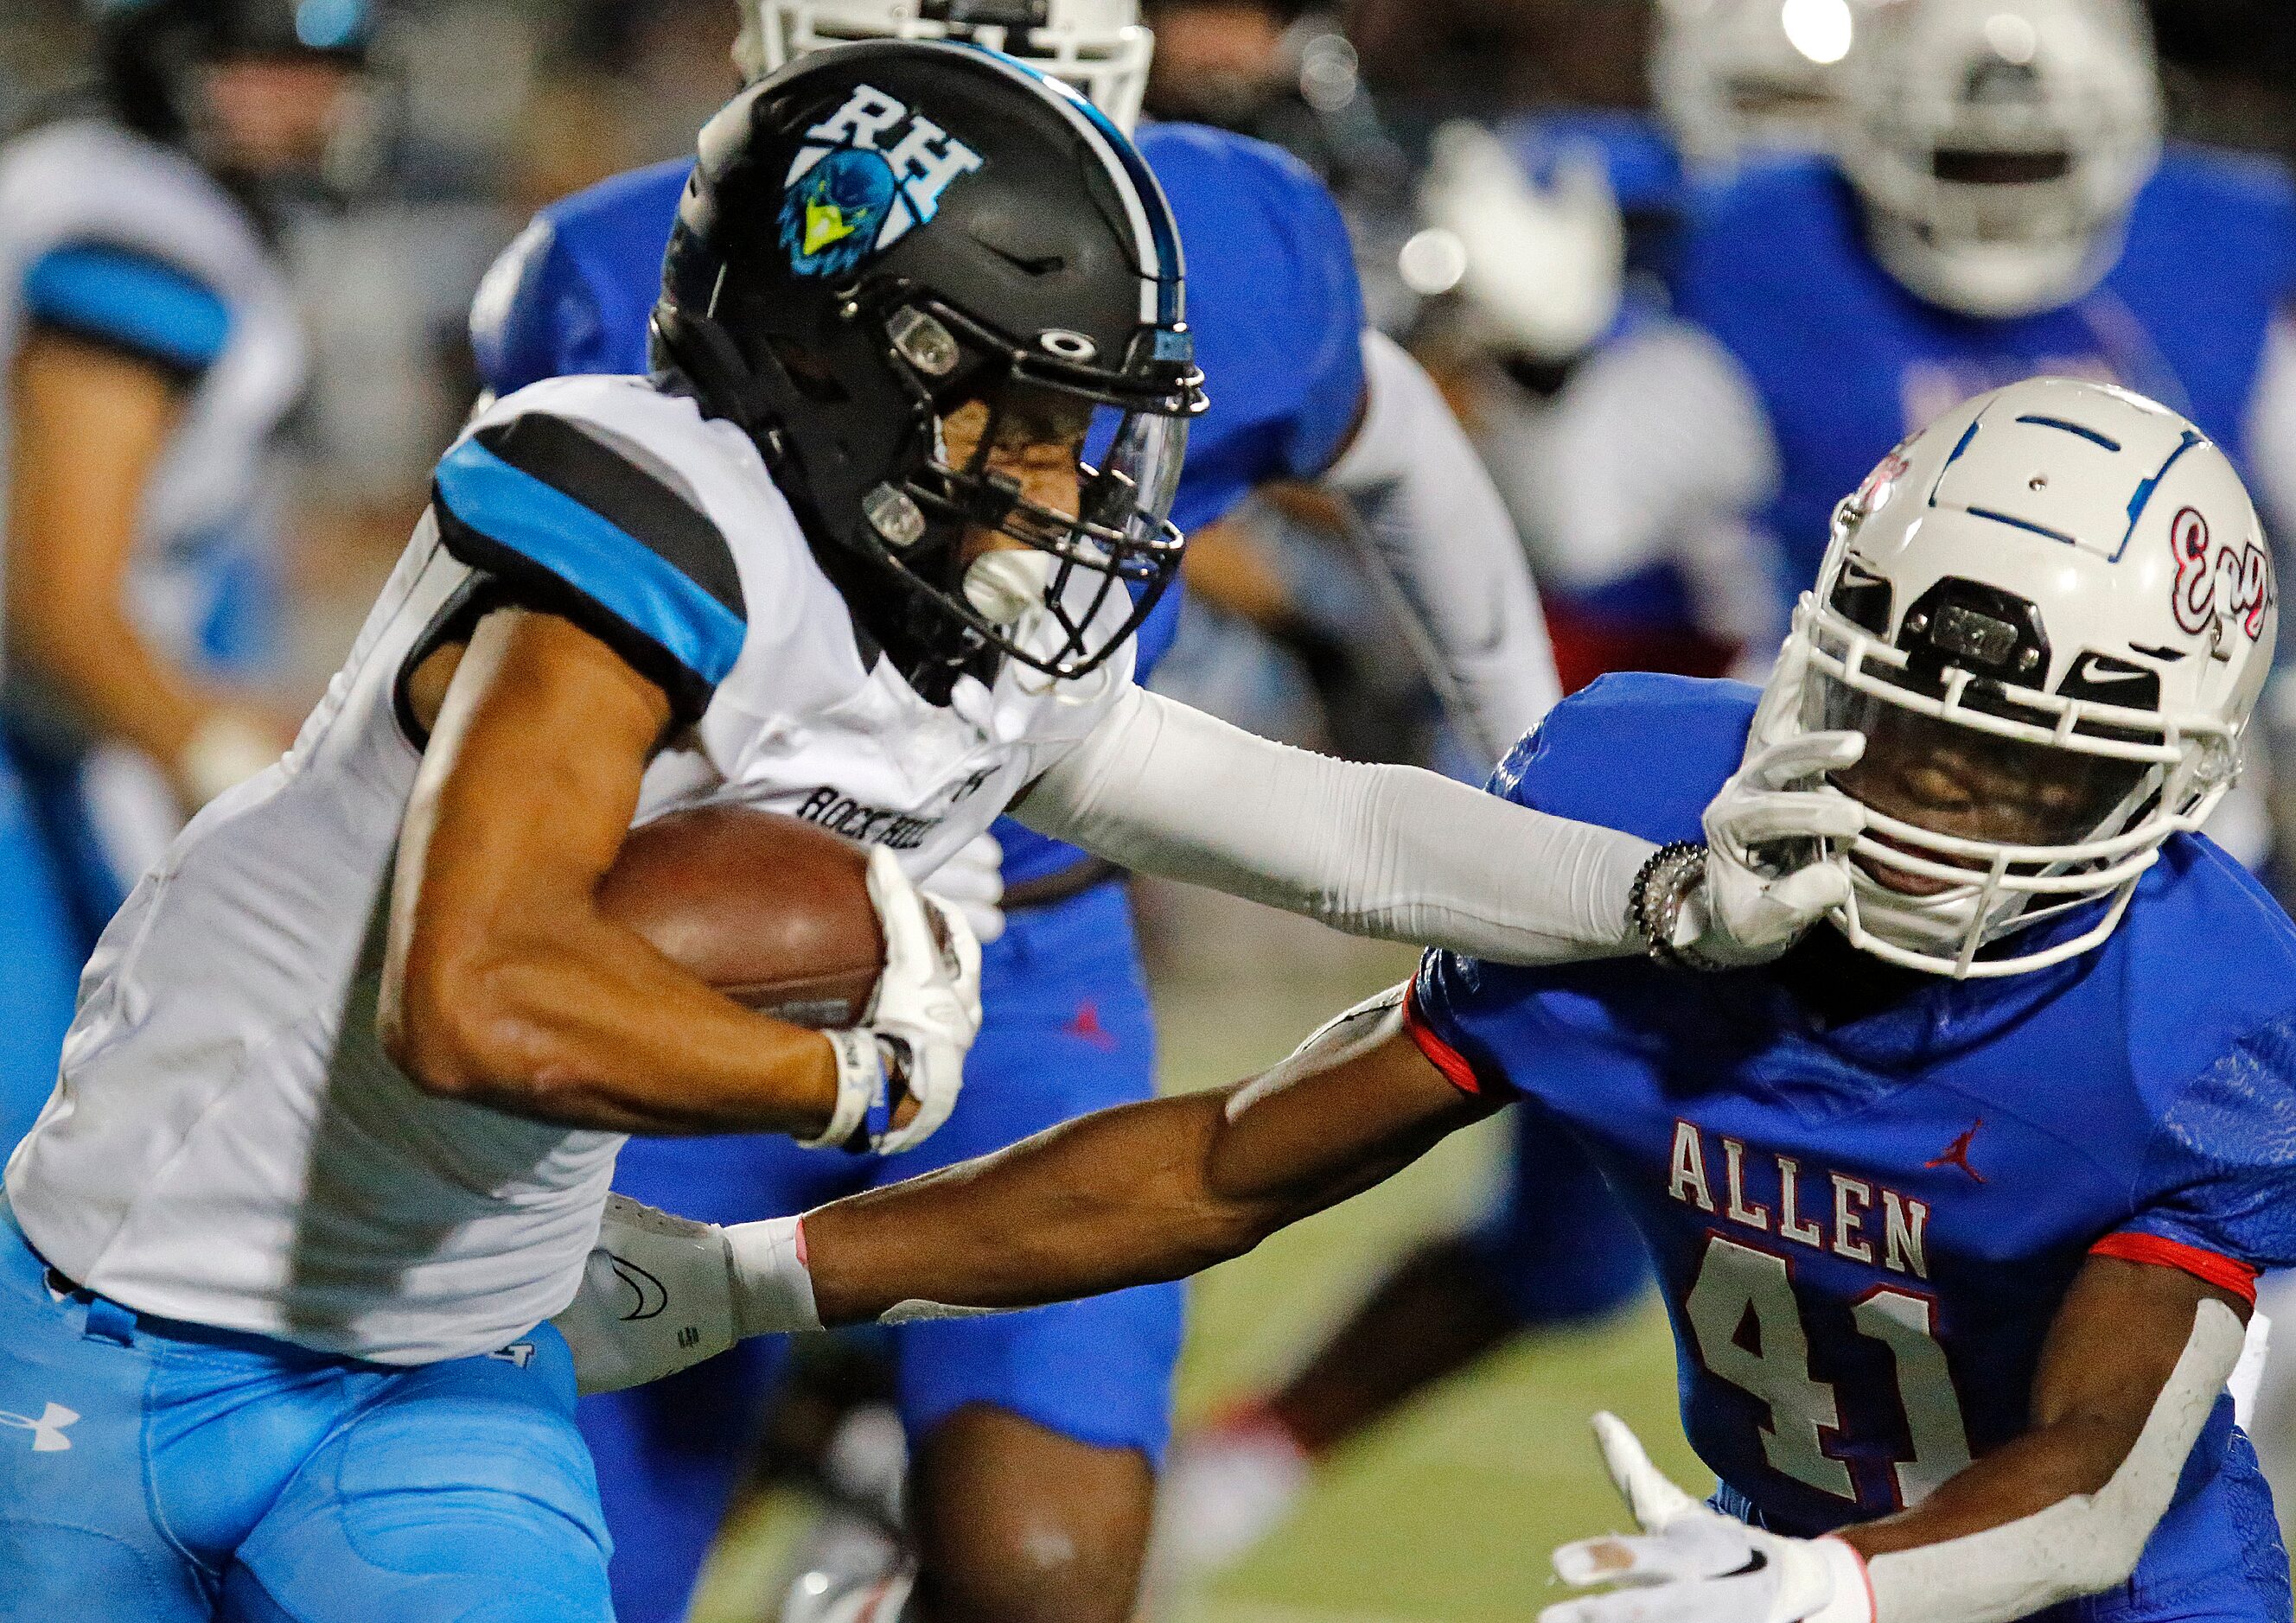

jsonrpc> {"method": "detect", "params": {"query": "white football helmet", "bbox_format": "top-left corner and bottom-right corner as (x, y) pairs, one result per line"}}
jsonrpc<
(1652, 0), (1869, 172)
(1745, 377), (2276, 978)
(737, 0), (1154, 130)
(1837, 0), (2162, 319)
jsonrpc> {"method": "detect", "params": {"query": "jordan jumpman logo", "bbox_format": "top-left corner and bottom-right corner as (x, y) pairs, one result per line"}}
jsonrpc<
(1924, 1120), (1987, 1184)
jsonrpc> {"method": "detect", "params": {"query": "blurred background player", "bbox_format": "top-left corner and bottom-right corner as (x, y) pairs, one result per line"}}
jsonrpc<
(0, 0), (371, 1145)
(466, 4), (1564, 1620)
(1526, 0), (2296, 837)
(1403, 0), (1872, 703)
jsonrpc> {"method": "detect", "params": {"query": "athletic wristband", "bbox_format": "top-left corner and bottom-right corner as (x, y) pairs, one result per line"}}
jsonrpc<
(724, 1215), (822, 1337)
(1808, 1537), (1875, 1623)
(803, 1030), (884, 1149)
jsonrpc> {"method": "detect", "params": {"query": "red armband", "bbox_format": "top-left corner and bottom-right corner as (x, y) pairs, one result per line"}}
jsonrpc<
(2089, 1232), (2260, 1303)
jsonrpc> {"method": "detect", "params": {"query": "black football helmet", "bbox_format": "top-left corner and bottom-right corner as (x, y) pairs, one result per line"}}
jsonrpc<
(651, 39), (1205, 692)
(94, 0), (372, 159)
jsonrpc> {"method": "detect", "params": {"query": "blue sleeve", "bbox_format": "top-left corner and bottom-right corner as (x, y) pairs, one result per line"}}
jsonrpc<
(1406, 673), (1760, 1095)
(1483, 671), (1757, 841)
(1263, 156), (1367, 481)
(2116, 1013), (2296, 1279)
(1142, 125), (1366, 533)
(430, 410), (747, 722)
(22, 241), (230, 381)
(469, 219), (615, 398)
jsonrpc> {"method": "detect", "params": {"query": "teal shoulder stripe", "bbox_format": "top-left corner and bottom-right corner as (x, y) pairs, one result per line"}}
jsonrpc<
(433, 437), (745, 687)
(23, 244), (232, 372)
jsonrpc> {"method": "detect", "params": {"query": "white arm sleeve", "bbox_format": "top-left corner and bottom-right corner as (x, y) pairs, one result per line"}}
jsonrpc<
(1502, 318), (1780, 596)
(1014, 684), (1650, 964)
(1866, 1298), (2246, 1623)
(1326, 330), (1563, 752)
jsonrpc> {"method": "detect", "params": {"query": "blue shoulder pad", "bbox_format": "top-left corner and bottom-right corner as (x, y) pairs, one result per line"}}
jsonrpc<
(431, 411), (746, 722)
(1137, 124), (1367, 529)
(469, 159), (691, 395)
(1487, 672), (1757, 843)
(2118, 1007), (2296, 1276)
(23, 241), (230, 380)
(469, 220), (591, 398)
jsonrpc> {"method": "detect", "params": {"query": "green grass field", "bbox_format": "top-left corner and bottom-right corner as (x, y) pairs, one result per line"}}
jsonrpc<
(693, 920), (1711, 1622)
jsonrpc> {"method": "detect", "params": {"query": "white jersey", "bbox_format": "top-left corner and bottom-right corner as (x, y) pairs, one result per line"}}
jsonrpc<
(0, 118), (306, 680)
(4, 373), (1131, 1365)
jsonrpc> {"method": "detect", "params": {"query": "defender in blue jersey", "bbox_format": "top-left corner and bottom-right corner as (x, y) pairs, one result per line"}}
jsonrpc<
(1315, 0), (2294, 1520)
(1145, 31), (1871, 1570)
(468, 4), (1561, 1620)
(603, 377), (2296, 1623)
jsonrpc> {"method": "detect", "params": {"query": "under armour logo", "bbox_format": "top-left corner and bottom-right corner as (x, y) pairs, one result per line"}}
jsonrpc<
(0, 1402), (79, 1452)
(487, 1343), (538, 1369)
(1924, 1121), (1987, 1185)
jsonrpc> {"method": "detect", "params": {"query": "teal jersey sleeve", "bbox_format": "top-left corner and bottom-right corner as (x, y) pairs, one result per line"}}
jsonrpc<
(23, 240), (231, 382)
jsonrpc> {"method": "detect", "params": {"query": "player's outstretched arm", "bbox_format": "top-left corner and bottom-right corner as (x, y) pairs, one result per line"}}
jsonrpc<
(1011, 684), (1848, 969)
(383, 607), (963, 1140)
(551, 987), (1495, 1392)
(806, 988), (1490, 1322)
(1542, 1257), (2248, 1623)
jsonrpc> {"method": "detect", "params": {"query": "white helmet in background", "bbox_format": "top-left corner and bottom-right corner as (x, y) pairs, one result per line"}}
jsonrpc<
(1748, 378), (2274, 978)
(1838, 0), (2161, 319)
(737, 0), (1154, 130)
(1653, 0), (1867, 171)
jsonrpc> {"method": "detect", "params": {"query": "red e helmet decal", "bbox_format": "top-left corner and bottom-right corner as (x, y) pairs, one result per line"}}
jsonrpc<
(2170, 507), (2271, 642)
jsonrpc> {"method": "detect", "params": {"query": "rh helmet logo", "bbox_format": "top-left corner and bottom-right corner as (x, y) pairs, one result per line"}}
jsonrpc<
(2169, 506), (2272, 643)
(781, 85), (985, 280)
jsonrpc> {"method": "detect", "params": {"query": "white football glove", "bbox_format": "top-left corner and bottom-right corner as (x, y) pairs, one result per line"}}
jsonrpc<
(924, 832), (1006, 945)
(552, 1195), (739, 1396)
(1541, 1414), (1872, 1623)
(1676, 732), (1866, 968)
(810, 847), (983, 1155)
(552, 1196), (824, 1395)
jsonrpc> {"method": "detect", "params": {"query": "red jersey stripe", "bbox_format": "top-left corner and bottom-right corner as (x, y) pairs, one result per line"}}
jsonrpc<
(2090, 1232), (2260, 1303)
(1403, 982), (1483, 1097)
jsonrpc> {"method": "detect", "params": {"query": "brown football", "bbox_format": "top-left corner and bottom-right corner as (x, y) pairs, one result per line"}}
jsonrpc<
(598, 805), (883, 1028)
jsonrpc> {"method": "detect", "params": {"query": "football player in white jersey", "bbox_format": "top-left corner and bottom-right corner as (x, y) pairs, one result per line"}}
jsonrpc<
(0, 42), (1842, 1621)
(0, 0), (365, 1144)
